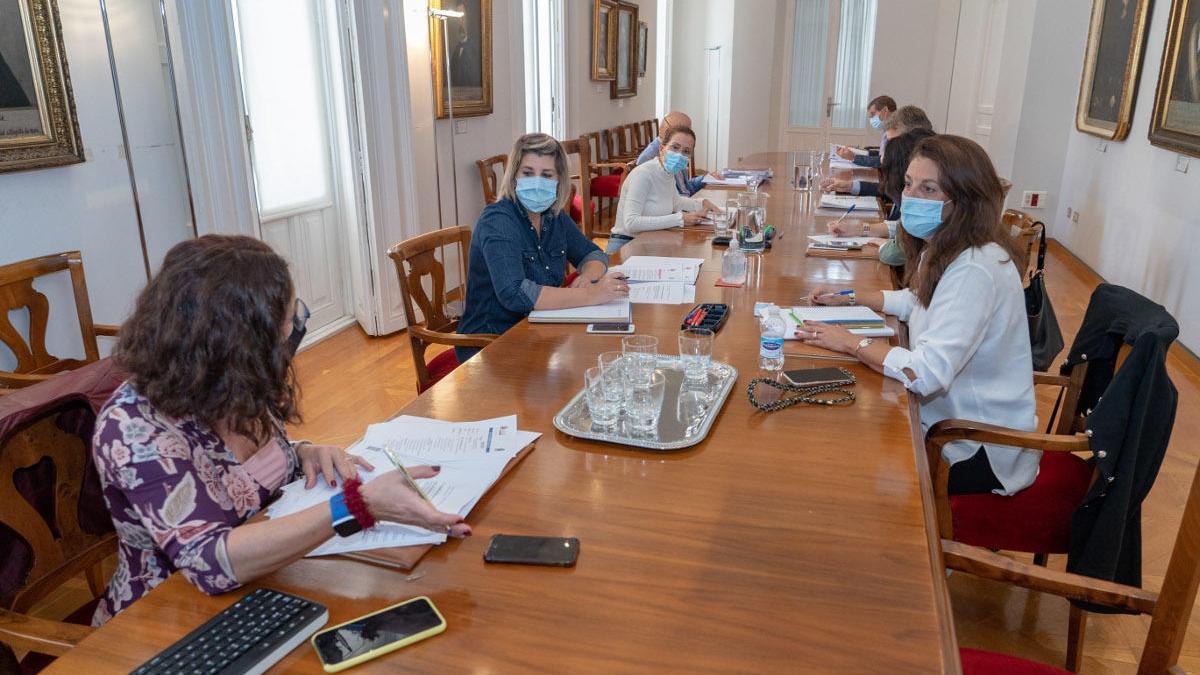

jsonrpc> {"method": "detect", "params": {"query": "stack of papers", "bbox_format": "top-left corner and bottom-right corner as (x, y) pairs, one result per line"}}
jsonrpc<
(756, 304), (895, 338)
(529, 298), (632, 323)
(266, 415), (541, 556)
(808, 234), (872, 250)
(819, 194), (881, 212)
(610, 256), (706, 305)
(829, 143), (868, 170)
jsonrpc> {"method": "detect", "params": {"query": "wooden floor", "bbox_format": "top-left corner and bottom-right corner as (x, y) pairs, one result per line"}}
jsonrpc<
(31, 241), (1200, 672)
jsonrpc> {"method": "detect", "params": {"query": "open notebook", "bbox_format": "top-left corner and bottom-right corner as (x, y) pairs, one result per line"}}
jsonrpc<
(528, 298), (633, 323)
(819, 194), (881, 212)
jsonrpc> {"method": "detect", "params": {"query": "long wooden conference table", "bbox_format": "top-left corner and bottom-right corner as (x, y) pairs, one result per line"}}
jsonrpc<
(50, 153), (959, 673)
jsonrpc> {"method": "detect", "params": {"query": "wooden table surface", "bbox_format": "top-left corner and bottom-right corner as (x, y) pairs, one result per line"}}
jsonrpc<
(50, 154), (959, 673)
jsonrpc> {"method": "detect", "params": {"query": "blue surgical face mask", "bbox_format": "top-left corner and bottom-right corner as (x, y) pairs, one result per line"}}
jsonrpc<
(663, 150), (689, 174)
(900, 196), (948, 240)
(515, 175), (558, 213)
(869, 114), (883, 130)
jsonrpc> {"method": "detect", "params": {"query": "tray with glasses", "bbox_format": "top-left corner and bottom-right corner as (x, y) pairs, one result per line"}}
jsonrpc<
(553, 347), (738, 451)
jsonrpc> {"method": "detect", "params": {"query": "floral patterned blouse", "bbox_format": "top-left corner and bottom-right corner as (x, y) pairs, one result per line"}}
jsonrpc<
(90, 381), (300, 625)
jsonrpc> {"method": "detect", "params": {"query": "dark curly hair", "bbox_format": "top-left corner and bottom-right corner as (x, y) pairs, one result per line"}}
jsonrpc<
(114, 235), (300, 441)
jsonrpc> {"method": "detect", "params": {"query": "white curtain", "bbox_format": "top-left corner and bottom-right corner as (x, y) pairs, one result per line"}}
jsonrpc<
(831, 0), (878, 129)
(788, 0), (830, 127)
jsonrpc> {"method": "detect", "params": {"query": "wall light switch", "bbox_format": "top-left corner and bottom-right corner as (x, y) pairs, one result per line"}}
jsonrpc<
(1177, 155), (1190, 174)
(1071, 210), (1080, 223)
(1066, 207), (1073, 219)
(1021, 191), (1047, 208)
(454, 120), (467, 134)
(595, 84), (604, 94)
(1096, 141), (1108, 153)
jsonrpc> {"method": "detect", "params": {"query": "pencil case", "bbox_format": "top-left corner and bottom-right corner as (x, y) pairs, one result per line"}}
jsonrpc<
(681, 303), (729, 333)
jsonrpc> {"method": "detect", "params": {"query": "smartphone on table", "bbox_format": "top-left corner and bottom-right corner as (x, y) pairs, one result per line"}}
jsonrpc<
(782, 367), (853, 387)
(311, 596), (446, 672)
(484, 534), (580, 567)
(586, 323), (635, 334)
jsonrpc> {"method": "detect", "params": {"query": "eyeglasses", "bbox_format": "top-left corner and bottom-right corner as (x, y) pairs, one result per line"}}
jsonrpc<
(293, 298), (311, 333)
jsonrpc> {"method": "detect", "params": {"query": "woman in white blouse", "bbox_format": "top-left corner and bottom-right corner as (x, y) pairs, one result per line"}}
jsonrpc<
(798, 134), (1038, 496)
(606, 126), (719, 254)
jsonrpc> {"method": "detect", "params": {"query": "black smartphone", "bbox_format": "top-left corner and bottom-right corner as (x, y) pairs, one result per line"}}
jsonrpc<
(483, 534), (579, 567)
(782, 367), (852, 387)
(586, 322), (635, 334)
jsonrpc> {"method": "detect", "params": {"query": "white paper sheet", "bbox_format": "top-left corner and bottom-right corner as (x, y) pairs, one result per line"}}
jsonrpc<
(808, 235), (872, 249)
(611, 256), (704, 284)
(818, 194), (881, 212)
(628, 281), (696, 305)
(529, 298), (632, 323)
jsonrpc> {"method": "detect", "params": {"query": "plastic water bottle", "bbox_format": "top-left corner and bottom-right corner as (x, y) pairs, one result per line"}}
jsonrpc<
(759, 305), (786, 371)
(721, 239), (747, 284)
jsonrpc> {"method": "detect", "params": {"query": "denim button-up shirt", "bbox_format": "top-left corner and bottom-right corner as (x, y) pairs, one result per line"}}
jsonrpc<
(456, 197), (607, 361)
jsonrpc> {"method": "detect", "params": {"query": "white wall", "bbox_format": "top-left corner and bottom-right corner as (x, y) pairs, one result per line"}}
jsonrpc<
(566, 0), (658, 139)
(670, 0), (733, 171)
(0, 0), (192, 369)
(727, 0), (778, 163)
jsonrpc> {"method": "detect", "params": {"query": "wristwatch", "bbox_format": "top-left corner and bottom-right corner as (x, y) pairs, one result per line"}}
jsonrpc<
(329, 493), (362, 537)
(854, 337), (874, 357)
(862, 222), (871, 237)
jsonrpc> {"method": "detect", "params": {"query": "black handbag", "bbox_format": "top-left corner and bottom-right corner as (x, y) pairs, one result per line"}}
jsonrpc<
(1025, 224), (1065, 371)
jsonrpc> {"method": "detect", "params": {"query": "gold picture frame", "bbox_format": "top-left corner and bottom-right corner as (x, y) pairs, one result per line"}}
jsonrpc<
(591, 0), (617, 81)
(0, 0), (84, 173)
(1074, 0), (1153, 140)
(429, 0), (493, 119)
(609, 2), (638, 99)
(1149, 0), (1200, 157)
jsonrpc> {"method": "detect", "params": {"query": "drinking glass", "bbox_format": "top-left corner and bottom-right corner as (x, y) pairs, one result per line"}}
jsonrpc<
(597, 351), (631, 408)
(678, 328), (714, 382)
(621, 334), (658, 386)
(584, 366), (620, 426)
(738, 205), (767, 253)
(710, 209), (732, 237)
(627, 370), (666, 433)
(746, 175), (762, 193)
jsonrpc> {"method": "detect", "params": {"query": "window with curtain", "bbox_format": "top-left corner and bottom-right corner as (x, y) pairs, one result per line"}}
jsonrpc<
(787, 0), (878, 129)
(831, 0), (877, 129)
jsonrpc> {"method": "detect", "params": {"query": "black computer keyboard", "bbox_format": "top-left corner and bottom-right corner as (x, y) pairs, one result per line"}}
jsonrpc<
(131, 587), (328, 675)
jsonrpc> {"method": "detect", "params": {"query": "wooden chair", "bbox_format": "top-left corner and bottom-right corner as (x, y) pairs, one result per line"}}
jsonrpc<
(580, 132), (634, 237)
(1004, 208), (1042, 287)
(476, 153), (508, 206)
(625, 122), (644, 150)
(387, 227), (497, 393)
(0, 359), (124, 671)
(947, 428), (1200, 674)
(642, 119), (657, 147)
(927, 328), (1164, 671)
(1, 252), (119, 392)
(561, 137), (598, 239)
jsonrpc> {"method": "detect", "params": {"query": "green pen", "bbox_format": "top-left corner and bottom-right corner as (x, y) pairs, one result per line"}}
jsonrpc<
(789, 309), (806, 328)
(383, 446), (432, 504)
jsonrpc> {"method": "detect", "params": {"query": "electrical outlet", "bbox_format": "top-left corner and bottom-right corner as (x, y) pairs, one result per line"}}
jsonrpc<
(1097, 141), (1108, 153)
(1177, 155), (1190, 174)
(1071, 210), (1080, 224)
(1021, 190), (1048, 208)
(454, 120), (467, 134)
(595, 84), (604, 94)
(1066, 207), (1073, 219)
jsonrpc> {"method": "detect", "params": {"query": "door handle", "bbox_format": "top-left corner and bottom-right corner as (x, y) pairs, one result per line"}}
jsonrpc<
(826, 97), (839, 118)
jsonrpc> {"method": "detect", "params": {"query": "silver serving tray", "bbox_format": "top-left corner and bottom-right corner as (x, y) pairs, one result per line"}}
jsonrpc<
(553, 356), (738, 451)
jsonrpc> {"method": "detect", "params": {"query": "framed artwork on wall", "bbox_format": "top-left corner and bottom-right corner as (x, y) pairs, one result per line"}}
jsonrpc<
(1149, 0), (1200, 157)
(638, 21), (647, 77)
(0, 0), (84, 173)
(610, 2), (638, 99)
(430, 0), (493, 119)
(1075, 0), (1153, 140)
(591, 0), (617, 81)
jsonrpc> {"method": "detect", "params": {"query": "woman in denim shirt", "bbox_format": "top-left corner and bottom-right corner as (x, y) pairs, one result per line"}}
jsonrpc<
(457, 134), (628, 362)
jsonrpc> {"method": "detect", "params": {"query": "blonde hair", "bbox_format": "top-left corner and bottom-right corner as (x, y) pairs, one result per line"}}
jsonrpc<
(497, 133), (572, 214)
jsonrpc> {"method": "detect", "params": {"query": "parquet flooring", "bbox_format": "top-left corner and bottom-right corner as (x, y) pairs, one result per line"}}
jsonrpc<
(28, 241), (1200, 672)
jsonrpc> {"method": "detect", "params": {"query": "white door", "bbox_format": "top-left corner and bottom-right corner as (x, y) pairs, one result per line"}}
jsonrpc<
(231, 0), (367, 342)
(779, 0), (880, 153)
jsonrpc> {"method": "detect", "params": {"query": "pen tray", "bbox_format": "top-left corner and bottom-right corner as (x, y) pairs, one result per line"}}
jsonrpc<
(681, 303), (729, 333)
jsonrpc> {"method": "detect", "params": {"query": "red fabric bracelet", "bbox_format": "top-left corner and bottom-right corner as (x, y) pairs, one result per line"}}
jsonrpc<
(341, 478), (376, 529)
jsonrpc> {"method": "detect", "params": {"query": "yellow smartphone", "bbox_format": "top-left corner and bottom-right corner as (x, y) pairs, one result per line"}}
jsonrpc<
(310, 596), (446, 672)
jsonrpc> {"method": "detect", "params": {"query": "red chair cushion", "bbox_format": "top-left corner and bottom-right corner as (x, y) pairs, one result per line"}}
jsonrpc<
(419, 349), (460, 394)
(960, 648), (1069, 675)
(950, 451), (1092, 553)
(590, 174), (622, 198)
(569, 195), (598, 225)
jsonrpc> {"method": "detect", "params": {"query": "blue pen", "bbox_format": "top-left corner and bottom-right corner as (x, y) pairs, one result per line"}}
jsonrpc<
(832, 290), (855, 296)
(831, 204), (857, 230)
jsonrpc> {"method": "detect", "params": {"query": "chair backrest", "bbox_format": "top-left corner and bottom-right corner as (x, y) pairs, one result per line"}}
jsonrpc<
(625, 122), (644, 149)
(387, 227), (473, 392)
(605, 125), (632, 159)
(581, 131), (605, 164)
(0, 252), (101, 389)
(0, 366), (121, 614)
(642, 119), (657, 146)
(476, 154), (508, 206)
(561, 137), (594, 238)
(1011, 220), (1043, 287)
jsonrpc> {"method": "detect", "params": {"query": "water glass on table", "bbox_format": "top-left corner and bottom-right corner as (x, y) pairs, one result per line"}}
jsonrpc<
(621, 334), (659, 387)
(584, 366), (620, 427)
(627, 370), (666, 433)
(678, 328), (714, 382)
(597, 351), (631, 408)
(710, 209), (732, 237)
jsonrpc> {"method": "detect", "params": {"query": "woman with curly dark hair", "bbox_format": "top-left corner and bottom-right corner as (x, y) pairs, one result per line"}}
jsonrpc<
(90, 235), (470, 624)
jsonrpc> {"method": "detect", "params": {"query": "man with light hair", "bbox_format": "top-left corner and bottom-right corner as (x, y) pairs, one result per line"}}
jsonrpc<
(636, 111), (706, 196)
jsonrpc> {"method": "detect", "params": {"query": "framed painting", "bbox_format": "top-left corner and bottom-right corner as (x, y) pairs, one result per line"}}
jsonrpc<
(638, 21), (647, 77)
(610, 2), (638, 99)
(1074, 0), (1153, 140)
(1149, 0), (1200, 156)
(591, 0), (616, 81)
(430, 0), (492, 119)
(0, 0), (83, 173)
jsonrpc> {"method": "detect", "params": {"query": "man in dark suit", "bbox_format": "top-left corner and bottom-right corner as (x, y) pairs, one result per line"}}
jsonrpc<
(448, 1), (482, 89)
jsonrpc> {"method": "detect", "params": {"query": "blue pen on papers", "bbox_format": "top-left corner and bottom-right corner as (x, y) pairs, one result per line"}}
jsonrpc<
(831, 290), (855, 295)
(831, 204), (857, 229)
